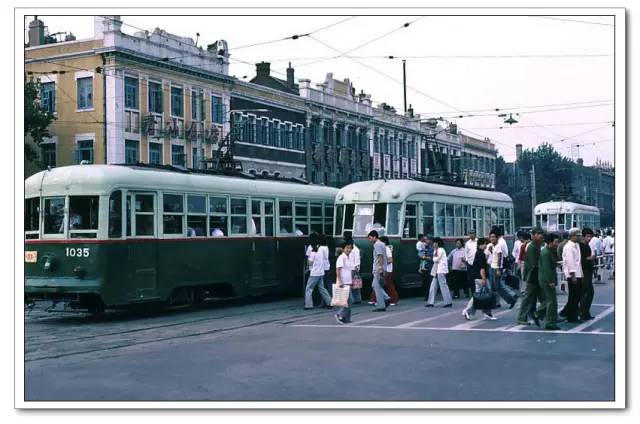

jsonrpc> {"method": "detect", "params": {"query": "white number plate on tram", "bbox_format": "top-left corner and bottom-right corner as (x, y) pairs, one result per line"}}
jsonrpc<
(25, 251), (38, 263)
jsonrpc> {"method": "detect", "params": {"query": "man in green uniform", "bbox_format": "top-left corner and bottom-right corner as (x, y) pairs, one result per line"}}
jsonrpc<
(516, 227), (545, 325)
(539, 233), (561, 330)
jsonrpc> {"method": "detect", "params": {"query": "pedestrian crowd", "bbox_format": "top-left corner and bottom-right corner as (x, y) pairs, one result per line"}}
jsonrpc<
(301, 225), (612, 329)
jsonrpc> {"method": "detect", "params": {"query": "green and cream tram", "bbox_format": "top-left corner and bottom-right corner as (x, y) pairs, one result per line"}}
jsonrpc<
(333, 179), (514, 291)
(534, 201), (600, 233)
(24, 165), (338, 313)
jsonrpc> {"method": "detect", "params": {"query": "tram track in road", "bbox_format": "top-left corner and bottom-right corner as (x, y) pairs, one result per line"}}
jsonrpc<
(26, 306), (329, 363)
(24, 296), (308, 346)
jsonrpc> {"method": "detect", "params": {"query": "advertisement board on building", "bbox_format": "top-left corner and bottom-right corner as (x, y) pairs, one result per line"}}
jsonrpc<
(383, 154), (390, 170)
(402, 157), (409, 173)
(410, 158), (417, 175)
(373, 152), (381, 169)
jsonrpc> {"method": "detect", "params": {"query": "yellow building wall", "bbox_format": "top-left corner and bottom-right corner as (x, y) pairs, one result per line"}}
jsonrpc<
(26, 50), (105, 167)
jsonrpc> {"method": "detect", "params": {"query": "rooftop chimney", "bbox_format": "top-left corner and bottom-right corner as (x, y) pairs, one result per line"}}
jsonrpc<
(516, 143), (523, 161)
(28, 16), (45, 47)
(406, 104), (414, 118)
(256, 62), (271, 78)
(286, 62), (294, 89)
(448, 123), (458, 135)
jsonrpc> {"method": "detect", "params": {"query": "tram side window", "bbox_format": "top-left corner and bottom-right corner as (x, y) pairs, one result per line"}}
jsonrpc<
(294, 201), (309, 236)
(44, 197), (65, 234)
(386, 204), (401, 236)
(445, 204), (454, 237)
(343, 204), (355, 231)
(462, 205), (472, 236)
(278, 200), (293, 234)
(25, 197), (40, 235)
(421, 201), (434, 237)
(558, 212), (565, 231)
(403, 203), (417, 238)
(453, 204), (463, 237)
(135, 194), (155, 236)
(108, 191), (122, 238)
(435, 202), (445, 237)
(68, 196), (99, 238)
(265, 201), (274, 237)
(208, 196), (228, 236)
(187, 195), (207, 237)
(163, 194), (184, 235)
(324, 204), (334, 236)
(230, 198), (248, 235)
(504, 208), (512, 235)
(310, 202), (323, 235)
(334, 204), (344, 236)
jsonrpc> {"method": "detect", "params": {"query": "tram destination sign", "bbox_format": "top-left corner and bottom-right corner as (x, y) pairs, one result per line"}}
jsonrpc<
(24, 251), (38, 263)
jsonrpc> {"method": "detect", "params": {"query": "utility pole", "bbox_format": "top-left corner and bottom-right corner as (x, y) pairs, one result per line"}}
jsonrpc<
(402, 59), (407, 114)
(530, 164), (537, 226)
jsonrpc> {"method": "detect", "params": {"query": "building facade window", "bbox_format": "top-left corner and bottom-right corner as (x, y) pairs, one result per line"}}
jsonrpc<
(125, 140), (139, 164)
(41, 82), (55, 113)
(171, 86), (184, 117)
(76, 77), (93, 110)
(211, 95), (224, 124)
(172, 144), (185, 167)
(41, 143), (56, 167)
(148, 81), (163, 114)
(149, 143), (163, 165)
(75, 140), (94, 163)
(191, 90), (199, 121)
(124, 77), (139, 109)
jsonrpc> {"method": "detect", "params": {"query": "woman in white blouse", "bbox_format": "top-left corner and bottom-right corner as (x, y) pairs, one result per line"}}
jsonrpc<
(426, 237), (453, 307)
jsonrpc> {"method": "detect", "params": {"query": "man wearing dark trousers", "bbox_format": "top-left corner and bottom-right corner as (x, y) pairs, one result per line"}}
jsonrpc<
(562, 228), (584, 323)
(579, 228), (597, 320)
(516, 226), (545, 326)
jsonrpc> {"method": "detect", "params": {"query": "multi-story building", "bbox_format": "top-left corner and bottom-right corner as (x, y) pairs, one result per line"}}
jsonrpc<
(26, 15), (233, 171)
(371, 103), (422, 181)
(299, 73), (373, 187)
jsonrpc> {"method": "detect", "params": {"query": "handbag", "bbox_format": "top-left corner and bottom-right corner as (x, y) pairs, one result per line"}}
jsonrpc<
(473, 284), (496, 310)
(352, 271), (363, 289)
(331, 284), (351, 307)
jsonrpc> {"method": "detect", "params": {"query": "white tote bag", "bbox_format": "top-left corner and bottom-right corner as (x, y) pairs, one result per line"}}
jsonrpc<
(331, 284), (351, 307)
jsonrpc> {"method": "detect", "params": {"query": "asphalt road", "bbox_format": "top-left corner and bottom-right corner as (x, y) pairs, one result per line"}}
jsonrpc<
(24, 279), (616, 402)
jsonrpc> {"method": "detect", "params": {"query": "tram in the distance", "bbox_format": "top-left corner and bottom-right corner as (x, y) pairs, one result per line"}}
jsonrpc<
(333, 179), (514, 292)
(24, 164), (338, 313)
(534, 201), (601, 233)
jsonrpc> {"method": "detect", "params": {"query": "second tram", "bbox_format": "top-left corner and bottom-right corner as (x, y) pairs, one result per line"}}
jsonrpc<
(333, 179), (514, 292)
(534, 201), (601, 233)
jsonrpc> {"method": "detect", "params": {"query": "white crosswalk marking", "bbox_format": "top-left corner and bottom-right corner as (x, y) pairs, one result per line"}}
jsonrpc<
(395, 309), (462, 328)
(567, 306), (615, 333)
(351, 307), (425, 325)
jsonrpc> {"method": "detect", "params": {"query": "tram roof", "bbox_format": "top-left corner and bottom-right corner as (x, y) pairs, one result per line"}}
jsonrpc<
(336, 179), (513, 204)
(534, 201), (600, 215)
(25, 165), (339, 200)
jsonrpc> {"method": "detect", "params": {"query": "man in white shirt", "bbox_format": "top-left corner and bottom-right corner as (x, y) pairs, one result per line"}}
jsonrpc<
(488, 229), (518, 309)
(463, 229), (477, 296)
(561, 228), (584, 323)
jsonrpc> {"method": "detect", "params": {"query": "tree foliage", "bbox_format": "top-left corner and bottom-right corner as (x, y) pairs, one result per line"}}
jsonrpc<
(518, 143), (577, 203)
(24, 78), (56, 162)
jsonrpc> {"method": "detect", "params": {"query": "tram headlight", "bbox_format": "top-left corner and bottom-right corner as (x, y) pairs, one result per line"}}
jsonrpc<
(43, 256), (53, 272)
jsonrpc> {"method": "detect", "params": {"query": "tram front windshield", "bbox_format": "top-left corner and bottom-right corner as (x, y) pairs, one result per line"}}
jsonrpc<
(352, 203), (388, 236)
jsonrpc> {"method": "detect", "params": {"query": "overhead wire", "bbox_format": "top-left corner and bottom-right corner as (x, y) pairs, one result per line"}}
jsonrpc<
(529, 16), (614, 27)
(291, 16), (424, 69)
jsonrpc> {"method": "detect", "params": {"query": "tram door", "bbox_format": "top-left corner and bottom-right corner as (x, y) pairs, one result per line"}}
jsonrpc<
(125, 192), (158, 300)
(249, 199), (278, 289)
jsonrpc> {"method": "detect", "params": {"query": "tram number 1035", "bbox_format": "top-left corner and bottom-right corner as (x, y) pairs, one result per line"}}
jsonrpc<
(65, 247), (90, 258)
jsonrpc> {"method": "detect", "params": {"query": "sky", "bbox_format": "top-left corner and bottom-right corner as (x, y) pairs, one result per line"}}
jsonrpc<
(26, 14), (615, 165)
